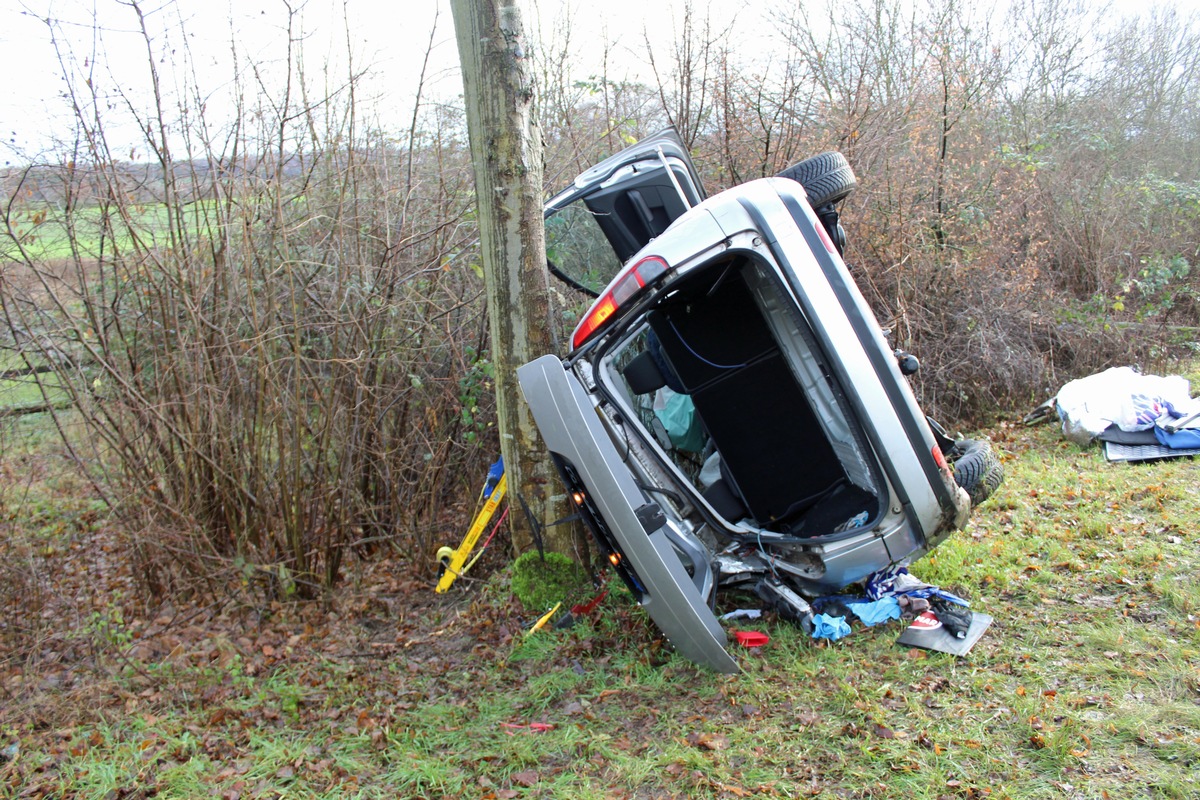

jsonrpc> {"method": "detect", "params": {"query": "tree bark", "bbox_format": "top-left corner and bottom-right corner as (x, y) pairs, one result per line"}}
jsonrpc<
(449, 0), (575, 556)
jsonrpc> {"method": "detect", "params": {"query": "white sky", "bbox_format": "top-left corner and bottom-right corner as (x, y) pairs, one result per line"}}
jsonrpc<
(0, 0), (1192, 164)
(0, 0), (697, 162)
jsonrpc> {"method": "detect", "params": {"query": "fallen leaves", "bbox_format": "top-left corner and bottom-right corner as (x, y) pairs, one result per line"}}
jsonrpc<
(510, 769), (539, 787)
(501, 721), (554, 735)
(872, 723), (902, 739)
(686, 731), (730, 751)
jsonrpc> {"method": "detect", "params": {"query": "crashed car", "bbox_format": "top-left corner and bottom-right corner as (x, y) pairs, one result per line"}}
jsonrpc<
(518, 129), (1001, 672)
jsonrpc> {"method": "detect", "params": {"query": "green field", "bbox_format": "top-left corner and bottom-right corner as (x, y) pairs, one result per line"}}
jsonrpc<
(0, 352), (69, 412)
(4, 199), (234, 263)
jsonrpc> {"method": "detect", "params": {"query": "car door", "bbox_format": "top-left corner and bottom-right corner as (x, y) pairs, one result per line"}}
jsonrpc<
(543, 128), (705, 297)
(518, 354), (739, 673)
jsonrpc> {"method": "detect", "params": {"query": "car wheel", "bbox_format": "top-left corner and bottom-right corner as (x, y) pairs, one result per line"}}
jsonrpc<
(948, 438), (1003, 506)
(777, 152), (857, 207)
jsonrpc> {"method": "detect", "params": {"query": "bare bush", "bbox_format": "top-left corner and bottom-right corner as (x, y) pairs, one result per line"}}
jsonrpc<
(713, 0), (1200, 422)
(0, 4), (489, 599)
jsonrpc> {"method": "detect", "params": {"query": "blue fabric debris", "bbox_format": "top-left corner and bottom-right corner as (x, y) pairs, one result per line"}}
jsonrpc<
(811, 614), (852, 641)
(902, 586), (970, 606)
(1155, 425), (1200, 450)
(865, 565), (970, 607)
(1131, 394), (1180, 427)
(865, 564), (908, 600)
(834, 510), (870, 532)
(847, 597), (902, 626)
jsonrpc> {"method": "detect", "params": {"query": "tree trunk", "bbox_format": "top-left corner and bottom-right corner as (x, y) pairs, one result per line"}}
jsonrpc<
(449, 0), (575, 557)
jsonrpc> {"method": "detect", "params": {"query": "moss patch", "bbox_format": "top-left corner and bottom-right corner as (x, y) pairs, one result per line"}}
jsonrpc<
(509, 550), (589, 612)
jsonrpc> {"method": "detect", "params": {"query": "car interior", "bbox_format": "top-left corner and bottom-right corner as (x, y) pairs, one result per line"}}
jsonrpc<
(600, 252), (882, 538)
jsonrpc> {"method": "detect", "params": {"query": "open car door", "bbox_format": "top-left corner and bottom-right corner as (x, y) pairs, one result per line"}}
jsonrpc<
(544, 128), (705, 297)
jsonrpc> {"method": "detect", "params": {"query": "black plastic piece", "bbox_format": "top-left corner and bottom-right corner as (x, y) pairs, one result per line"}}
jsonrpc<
(634, 503), (666, 534)
(754, 578), (814, 633)
(623, 350), (668, 395)
(814, 205), (847, 255)
(931, 598), (972, 639)
(895, 351), (920, 375)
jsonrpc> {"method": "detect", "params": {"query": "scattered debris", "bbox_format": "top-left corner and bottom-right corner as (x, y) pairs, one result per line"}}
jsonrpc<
(755, 578), (814, 632)
(725, 564), (995, 653)
(811, 614), (852, 641)
(846, 597), (901, 627)
(526, 602), (562, 637)
(930, 598), (973, 639)
(898, 596), (930, 615)
(732, 630), (769, 648)
(867, 565), (969, 606)
(553, 588), (610, 630)
(897, 612), (993, 656)
(1036, 367), (1200, 462)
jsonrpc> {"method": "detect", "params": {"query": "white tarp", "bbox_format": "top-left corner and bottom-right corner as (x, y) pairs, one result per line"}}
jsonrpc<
(1055, 366), (1194, 445)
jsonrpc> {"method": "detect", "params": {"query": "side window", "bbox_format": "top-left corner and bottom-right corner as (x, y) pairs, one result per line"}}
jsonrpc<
(545, 203), (623, 296)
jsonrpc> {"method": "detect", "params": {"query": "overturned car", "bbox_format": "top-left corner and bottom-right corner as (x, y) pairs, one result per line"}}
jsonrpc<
(518, 130), (1001, 672)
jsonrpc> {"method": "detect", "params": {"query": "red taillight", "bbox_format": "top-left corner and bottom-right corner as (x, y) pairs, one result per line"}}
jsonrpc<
(572, 295), (617, 348)
(571, 256), (670, 350)
(932, 445), (948, 470)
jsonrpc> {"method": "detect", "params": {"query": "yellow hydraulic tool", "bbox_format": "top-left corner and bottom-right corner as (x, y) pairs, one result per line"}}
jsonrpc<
(526, 602), (562, 636)
(436, 470), (507, 593)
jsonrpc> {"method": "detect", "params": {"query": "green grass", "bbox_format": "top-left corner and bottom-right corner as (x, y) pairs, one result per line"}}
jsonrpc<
(4, 200), (222, 262)
(4, 196), (304, 263)
(0, 363), (68, 412)
(3, 408), (1200, 798)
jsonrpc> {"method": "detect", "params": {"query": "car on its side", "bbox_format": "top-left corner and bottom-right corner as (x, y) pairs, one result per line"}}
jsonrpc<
(518, 129), (1001, 672)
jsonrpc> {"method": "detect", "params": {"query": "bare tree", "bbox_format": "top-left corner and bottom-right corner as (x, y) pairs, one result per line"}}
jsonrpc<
(644, 1), (734, 149)
(449, 0), (574, 556)
(0, 2), (493, 599)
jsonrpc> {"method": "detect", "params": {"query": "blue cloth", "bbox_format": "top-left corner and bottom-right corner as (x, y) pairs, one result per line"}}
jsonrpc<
(811, 614), (852, 641)
(865, 565), (970, 607)
(902, 586), (970, 606)
(1155, 425), (1200, 450)
(847, 597), (902, 626)
(865, 565), (908, 600)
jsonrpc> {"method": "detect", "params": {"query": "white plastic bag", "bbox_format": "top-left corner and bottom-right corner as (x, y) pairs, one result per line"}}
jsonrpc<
(1055, 366), (1192, 445)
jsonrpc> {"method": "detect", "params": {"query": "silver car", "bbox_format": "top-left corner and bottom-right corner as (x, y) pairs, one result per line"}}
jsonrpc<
(518, 129), (999, 672)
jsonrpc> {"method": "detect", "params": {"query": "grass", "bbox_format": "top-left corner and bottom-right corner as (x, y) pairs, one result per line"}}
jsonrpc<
(3, 403), (1200, 798)
(4, 200), (220, 263)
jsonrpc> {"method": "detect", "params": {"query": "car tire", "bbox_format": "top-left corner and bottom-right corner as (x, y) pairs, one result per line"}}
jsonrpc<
(948, 438), (1003, 506)
(777, 152), (857, 207)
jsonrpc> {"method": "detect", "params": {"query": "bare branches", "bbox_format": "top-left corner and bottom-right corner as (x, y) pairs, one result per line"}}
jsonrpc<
(1, 4), (487, 600)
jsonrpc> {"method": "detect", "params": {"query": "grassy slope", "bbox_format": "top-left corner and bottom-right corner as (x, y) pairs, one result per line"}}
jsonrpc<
(2, 411), (1198, 799)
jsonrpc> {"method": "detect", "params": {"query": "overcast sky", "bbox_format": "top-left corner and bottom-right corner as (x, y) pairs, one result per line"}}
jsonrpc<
(0, 0), (1192, 164)
(0, 0), (694, 161)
